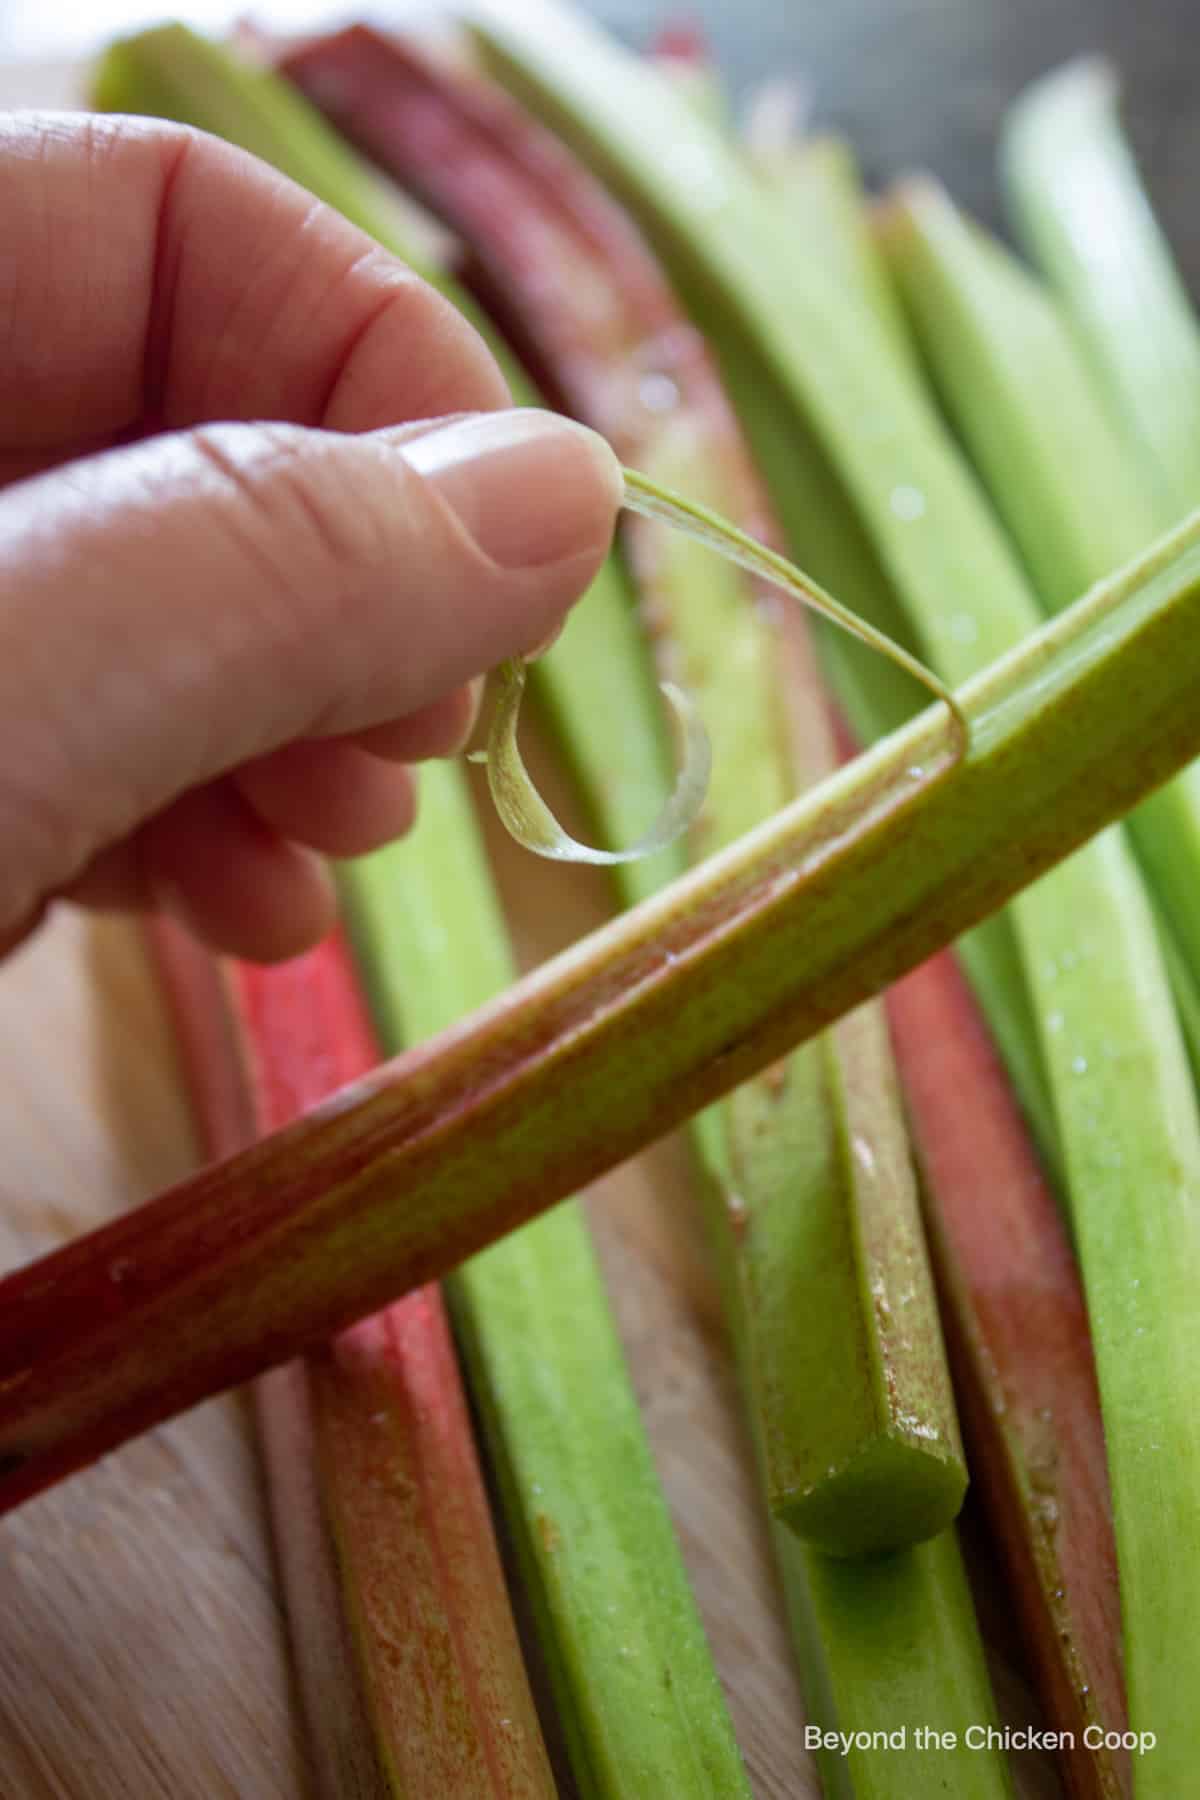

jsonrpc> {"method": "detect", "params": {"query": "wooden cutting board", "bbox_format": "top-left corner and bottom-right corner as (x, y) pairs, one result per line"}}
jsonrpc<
(0, 48), (1062, 1800)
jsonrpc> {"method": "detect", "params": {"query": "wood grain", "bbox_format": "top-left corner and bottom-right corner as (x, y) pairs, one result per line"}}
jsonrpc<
(0, 912), (311, 1800)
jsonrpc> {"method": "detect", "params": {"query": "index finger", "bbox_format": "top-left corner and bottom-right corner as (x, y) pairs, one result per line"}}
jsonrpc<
(0, 112), (509, 460)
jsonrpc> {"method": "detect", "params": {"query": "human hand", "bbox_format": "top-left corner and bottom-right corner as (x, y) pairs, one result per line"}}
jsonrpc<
(0, 113), (622, 961)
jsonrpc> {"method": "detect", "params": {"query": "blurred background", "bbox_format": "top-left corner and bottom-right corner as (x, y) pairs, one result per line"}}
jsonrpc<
(0, 0), (1196, 291)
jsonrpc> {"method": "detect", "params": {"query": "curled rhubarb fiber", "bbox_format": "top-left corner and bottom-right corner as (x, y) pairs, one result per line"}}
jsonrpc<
(149, 917), (555, 1800)
(282, 21), (967, 1558)
(480, 464), (967, 864)
(1, 508), (1200, 1511)
(479, 651), (711, 865)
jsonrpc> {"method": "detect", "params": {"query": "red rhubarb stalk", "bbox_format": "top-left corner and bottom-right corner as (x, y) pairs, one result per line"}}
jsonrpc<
(888, 948), (1128, 1798)
(148, 916), (553, 1799)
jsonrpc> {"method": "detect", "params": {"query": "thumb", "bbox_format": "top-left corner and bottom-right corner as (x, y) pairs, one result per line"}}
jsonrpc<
(0, 407), (622, 954)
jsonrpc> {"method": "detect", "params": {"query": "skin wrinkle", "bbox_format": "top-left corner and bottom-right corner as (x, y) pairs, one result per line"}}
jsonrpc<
(142, 127), (194, 423)
(1, 116), (156, 447)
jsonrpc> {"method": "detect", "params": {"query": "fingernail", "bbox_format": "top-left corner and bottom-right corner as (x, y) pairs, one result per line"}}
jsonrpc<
(451, 675), (486, 752)
(390, 410), (623, 570)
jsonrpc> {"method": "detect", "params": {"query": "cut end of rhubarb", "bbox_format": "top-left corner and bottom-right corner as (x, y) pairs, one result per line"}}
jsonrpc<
(773, 1432), (968, 1559)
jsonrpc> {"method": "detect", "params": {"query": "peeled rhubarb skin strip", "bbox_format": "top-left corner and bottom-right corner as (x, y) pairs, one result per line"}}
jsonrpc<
(342, 758), (753, 1800)
(280, 19), (966, 1557)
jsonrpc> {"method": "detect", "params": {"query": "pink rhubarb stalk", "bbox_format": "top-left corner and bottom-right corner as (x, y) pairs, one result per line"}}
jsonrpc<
(888, 949), (1128, 1798)
(149, 915), (553, 1799)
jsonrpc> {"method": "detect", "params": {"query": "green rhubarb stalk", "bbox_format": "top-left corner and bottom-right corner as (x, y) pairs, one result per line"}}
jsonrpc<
(148, 917), (555, 1799)
(4, 512), (1200, 1506)
(1001, 57), (1200, 519)
(284, 20), (965, 1552)
(342, 762), (753, 1800)
(998, 80), (1200, 1032)
(747, 127), (1061, 1181)
(90, 22), (451, 267)
(748, 145), (1126, 1797)
(634, 424), (966, 1553)
(96, 28), (750, 1794)
(878, 178), (1162, 608)
(887, 950), (1129, 1800)
(546, 501), (1011, 1800)
(751, 130), (914, 367)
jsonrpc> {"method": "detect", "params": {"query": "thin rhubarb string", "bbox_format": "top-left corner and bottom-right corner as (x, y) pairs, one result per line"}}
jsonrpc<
(478, 465), (969, 862)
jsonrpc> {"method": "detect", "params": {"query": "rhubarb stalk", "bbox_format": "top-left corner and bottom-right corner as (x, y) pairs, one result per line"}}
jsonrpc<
(887, 951), (1129, 1799)
(149, 915), (555, 1799)
(1001, 58), (1200, 519)
(1, 512), (1200, 1509)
